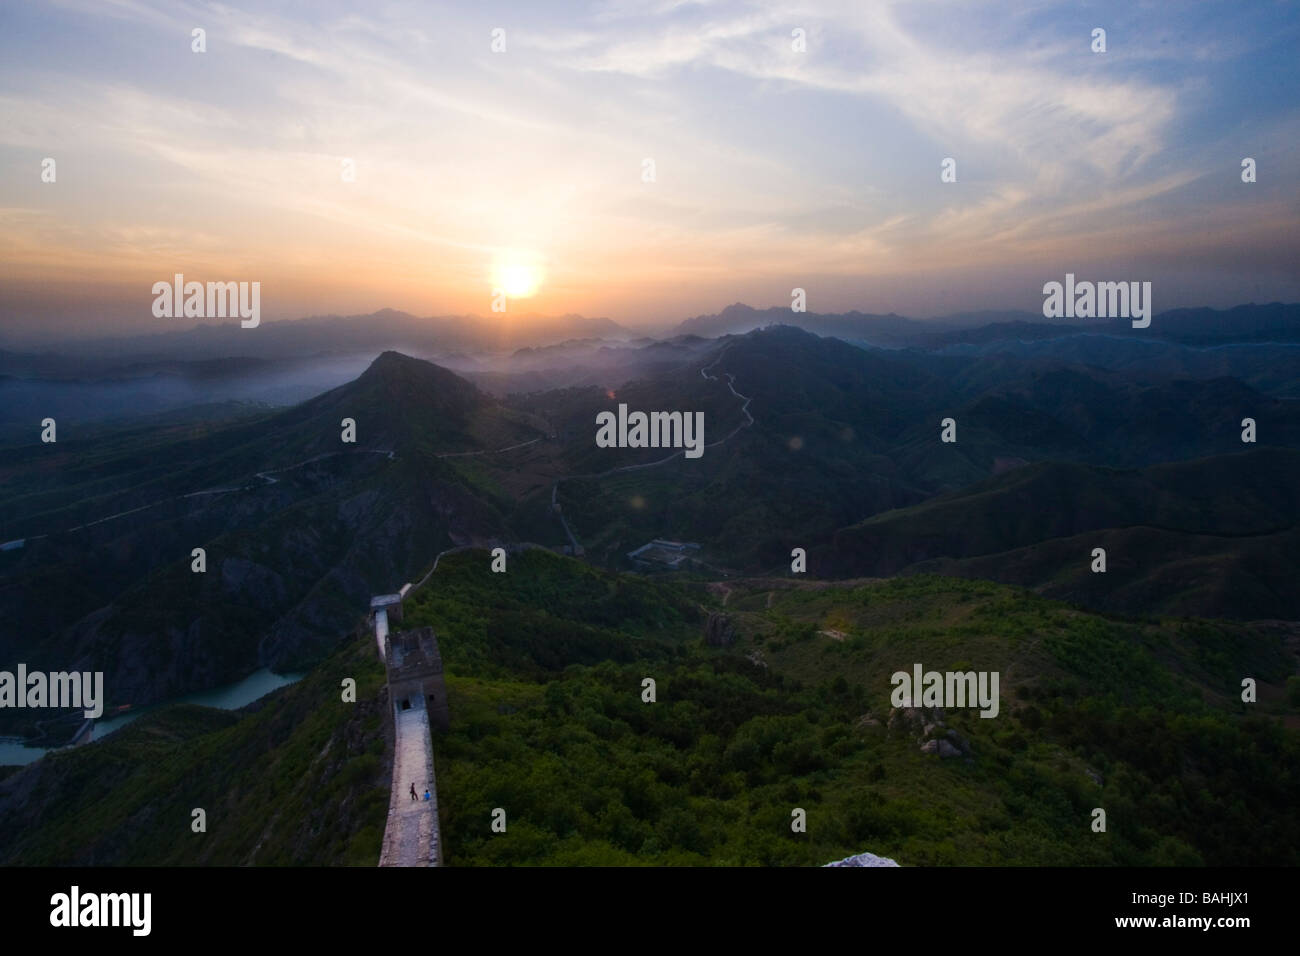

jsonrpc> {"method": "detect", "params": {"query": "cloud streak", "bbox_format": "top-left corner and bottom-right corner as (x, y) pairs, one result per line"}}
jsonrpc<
(0, 0), (1296, 335)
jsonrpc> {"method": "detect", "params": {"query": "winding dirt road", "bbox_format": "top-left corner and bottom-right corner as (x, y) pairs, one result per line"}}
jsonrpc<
(551, 345), (755, 553)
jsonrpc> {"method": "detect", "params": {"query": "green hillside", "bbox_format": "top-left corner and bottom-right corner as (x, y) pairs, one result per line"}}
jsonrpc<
(0, 630), (388, 865)
(3, 549), (1295, 866)
(0, 352), (544, 729)
(413, 552), (1300, 866)
(830, 447), (1300, 619)
(544, 328), (1300, 578)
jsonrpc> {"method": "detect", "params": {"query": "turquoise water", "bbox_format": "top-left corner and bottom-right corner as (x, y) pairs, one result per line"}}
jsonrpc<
(0, 667), (303, 766)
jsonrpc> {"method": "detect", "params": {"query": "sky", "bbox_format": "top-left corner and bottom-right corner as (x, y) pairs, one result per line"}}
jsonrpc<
(1, 0), (1298, 342)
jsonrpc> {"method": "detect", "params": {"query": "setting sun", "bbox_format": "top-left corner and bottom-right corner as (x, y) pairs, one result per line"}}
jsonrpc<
(492, 256), (543, 299)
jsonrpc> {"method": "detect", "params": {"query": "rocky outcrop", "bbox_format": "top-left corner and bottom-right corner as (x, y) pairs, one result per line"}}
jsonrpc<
(824, 850), (900, 867)
(704, 611), (736, 646)
(887, 706), (943, 734)
(889, 706), (973, 759)
(920, 737), (962, 758)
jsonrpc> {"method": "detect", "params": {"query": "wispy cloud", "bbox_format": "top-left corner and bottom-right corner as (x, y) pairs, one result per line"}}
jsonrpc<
(1, 0), (1297, 333)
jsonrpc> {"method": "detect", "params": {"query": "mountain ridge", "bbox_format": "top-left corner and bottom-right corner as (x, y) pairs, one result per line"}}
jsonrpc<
(0, 352), (544, 721)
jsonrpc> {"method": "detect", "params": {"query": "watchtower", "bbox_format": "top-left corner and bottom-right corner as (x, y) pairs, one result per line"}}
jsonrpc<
(383, 626), (450, 730)
(370, 593), (404, 624)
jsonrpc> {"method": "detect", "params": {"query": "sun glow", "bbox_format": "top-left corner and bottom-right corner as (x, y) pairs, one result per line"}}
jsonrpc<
(492, 254), (544, 299)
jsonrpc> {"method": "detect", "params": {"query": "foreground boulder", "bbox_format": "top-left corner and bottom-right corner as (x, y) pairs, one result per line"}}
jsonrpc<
(824, 851), (900, 867)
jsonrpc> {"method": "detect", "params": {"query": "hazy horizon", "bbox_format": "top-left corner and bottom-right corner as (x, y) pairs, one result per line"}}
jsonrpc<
(8, 296), (1300, 352)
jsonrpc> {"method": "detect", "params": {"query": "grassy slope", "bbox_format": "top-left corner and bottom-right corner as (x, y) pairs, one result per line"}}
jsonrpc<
(409, 554), (1300, 866)
(2, 547), (1295, 866)
(0, 632), (389, 865)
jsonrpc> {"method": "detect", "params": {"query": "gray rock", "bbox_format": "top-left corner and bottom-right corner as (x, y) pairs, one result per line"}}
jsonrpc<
(824, 851), (900, 867)
(936, 739), (962, 758)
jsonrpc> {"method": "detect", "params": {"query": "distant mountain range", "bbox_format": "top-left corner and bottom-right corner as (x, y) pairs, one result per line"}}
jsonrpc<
(15, 301), (1300, 364)
(672, 302), (955, 344)
(546, 325), (1300, 600)
(44, 308), (634, 361)
(670, 301), (1300, 348)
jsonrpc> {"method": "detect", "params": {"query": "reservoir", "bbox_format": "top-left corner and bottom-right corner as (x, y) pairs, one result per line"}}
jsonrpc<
(0, 667), (303, 766)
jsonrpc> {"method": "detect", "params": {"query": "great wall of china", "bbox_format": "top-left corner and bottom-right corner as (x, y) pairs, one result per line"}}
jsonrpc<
(370, 355), (752, 865)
